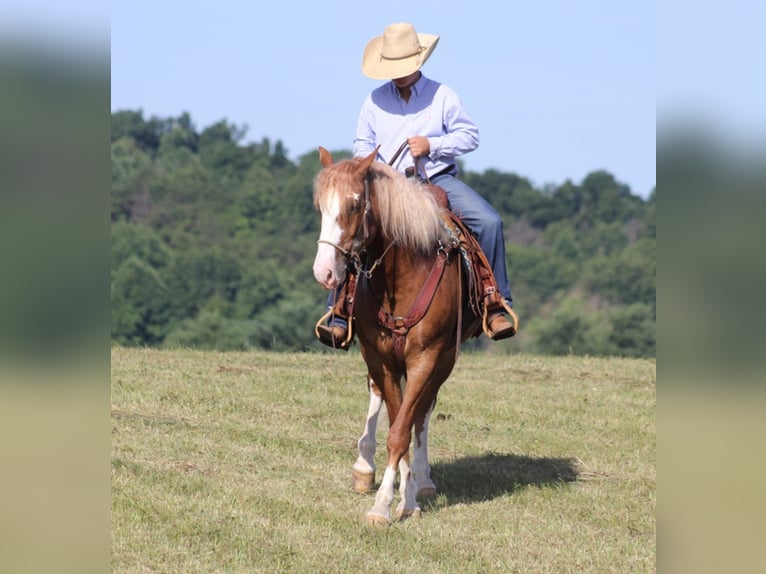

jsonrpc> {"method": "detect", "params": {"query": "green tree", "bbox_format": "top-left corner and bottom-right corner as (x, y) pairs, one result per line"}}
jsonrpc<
(577, 170), (641, 226)
(198, 120), (252, 174)
(249, 296), (328, 352)
(543, 221), (581, 260)
(234, 260), (284, 319)
(507, 244), (579, 302)
(111, 255), (171, 345)
(608, 303), (656, 357)
(527, 295), (612, 356)
(162, 310), (255, 351)
(111, 110), (171, 152)
(585, 238), (656, 309)
(111, 221), (172, 278)
(111, 137), (153, 222)
(164, 246), (242, 320)
(578, 221), (630, 258)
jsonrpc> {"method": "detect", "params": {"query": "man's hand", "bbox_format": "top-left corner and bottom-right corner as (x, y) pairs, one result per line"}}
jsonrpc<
(407, 135), (430, 158)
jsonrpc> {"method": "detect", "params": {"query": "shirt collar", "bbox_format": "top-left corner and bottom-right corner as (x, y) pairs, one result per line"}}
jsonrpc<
(411, 73), (428, 95)
(390, 73), (428, 100)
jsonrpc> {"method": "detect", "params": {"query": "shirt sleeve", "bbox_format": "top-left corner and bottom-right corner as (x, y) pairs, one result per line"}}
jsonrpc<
(428, 85), (480, 162)
(353, 94), (377, 158)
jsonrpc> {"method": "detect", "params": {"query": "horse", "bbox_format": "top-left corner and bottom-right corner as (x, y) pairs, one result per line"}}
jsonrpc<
(312, 147), (491, 525)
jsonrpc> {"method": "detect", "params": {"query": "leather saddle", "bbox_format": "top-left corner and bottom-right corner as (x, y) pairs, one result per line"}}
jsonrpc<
(422, 183), (515, 338)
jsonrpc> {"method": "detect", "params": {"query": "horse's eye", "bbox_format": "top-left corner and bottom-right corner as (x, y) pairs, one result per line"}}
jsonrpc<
(347, 198), (362, 215)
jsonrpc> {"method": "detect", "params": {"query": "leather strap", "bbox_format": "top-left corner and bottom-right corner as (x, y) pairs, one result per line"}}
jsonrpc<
(373, 247), (451, 363)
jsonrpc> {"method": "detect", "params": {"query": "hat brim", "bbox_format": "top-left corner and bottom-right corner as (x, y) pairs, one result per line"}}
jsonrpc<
(361, 33), (440, 80)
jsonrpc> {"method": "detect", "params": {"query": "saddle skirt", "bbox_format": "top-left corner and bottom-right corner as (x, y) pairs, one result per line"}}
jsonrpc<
(422, 184), (507, 331)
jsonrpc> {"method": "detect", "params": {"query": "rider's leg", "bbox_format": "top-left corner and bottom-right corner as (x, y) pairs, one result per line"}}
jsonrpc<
(316, 284), (351, 349)
(325, 289), (349, 329)
(430, 174), (513, 304)
(430, 173), (515, 340)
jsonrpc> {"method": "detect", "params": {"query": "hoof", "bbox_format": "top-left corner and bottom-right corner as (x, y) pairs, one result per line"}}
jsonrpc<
(395, 507), (422, 521)
(417, 487), (436, 498)
(352, 470), (375, 493)
(365, 511), (390, 527)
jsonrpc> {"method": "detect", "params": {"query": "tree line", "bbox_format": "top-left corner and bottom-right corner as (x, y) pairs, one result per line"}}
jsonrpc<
(111, 110), (655, 357)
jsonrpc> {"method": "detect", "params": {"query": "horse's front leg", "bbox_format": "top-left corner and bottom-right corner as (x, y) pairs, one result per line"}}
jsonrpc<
(395, 456), (421, 520)
(352, 375), (382, 493)
(365, 376), (405, 525)
(412, 401), (437, 497)
(367, 456), (419, 524)
(367, 393), (422, 525)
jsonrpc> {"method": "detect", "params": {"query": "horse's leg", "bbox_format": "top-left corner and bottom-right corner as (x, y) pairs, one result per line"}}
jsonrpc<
(395, 455), (421, 520)
(386, 403), (419, 521)
(395, 390), (439, 518)
(366, 373), (404, 525)
(366, 464), (396, 525)
(368, 376), (432, 523)
(413, 400), (437, 498)
(352, 375), (382, 493)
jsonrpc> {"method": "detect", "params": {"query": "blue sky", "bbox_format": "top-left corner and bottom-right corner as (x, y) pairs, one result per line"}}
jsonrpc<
(109, 1), (657, 198)
(657, 0), (766, 150)
(10, 1), (765, 200)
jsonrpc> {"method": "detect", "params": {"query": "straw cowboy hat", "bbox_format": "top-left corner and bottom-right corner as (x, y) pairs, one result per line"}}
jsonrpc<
(362, 22), (440, 80)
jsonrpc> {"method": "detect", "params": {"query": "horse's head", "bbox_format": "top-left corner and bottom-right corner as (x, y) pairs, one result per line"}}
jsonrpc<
(312, 147), (378, 290)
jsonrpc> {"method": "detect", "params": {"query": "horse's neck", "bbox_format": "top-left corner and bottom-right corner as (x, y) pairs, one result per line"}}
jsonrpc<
(368, 233), (430, 268)
(365, 239), (434, 300)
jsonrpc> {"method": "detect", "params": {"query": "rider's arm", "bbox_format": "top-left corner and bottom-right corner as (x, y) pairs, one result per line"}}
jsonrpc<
(427, 85), (480, 163)
(353, 94), (379, 159)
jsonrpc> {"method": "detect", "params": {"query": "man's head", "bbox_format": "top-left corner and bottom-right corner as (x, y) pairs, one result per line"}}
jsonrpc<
(393, 71), (421, 89)
(362, 22), (439, 80)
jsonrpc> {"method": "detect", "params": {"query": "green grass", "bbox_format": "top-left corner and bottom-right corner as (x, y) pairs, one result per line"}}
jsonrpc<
(112, 348), (655, 573)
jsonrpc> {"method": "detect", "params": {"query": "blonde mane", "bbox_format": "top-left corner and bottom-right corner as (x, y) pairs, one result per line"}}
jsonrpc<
(314, 159), (448, 254)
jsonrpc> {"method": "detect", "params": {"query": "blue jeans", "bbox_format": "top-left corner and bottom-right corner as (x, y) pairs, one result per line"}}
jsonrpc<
(431, 173), (513, 304)
(325, 288), (349, 329)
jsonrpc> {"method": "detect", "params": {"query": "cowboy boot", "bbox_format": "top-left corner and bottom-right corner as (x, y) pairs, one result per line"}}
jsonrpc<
(484, 294), (518, 341)
(487, 311), (516, 340)
(316, 320), (351, 350)
(315, 273), (356, 350)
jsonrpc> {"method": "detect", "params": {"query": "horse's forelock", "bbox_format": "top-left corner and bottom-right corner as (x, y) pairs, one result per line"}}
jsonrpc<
(314, 158), (365, 211)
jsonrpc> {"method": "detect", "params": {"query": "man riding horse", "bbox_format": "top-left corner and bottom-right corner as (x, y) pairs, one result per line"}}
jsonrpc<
(316, 22), (516, 349)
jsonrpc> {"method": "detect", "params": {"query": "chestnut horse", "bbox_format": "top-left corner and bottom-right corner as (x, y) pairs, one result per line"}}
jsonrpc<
(312, 147), (485, 524)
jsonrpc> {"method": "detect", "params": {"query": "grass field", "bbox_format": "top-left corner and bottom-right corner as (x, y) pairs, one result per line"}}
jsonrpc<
(111, 347), (655, 573)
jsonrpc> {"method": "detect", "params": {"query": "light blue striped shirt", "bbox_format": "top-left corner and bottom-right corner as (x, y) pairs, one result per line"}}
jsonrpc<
(352, 74), (480, 179)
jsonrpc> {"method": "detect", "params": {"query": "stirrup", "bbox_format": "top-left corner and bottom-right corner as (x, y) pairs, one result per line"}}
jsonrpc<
(316, 325), (351, 350)
(481, 299), (519, 340)
(314, 308), (354, 350)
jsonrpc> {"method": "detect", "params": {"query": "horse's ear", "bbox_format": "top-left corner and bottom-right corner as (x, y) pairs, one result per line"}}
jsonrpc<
(357, 146), (379, 173)
(318, 146), (333, 167)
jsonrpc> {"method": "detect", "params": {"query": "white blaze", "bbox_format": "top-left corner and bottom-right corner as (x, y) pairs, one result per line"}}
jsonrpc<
(312, 193), (346, 289)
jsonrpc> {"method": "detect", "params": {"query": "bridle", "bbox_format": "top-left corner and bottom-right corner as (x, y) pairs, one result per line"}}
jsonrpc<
(316, 173), (374, 268)
(315, 140), (418, 273)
